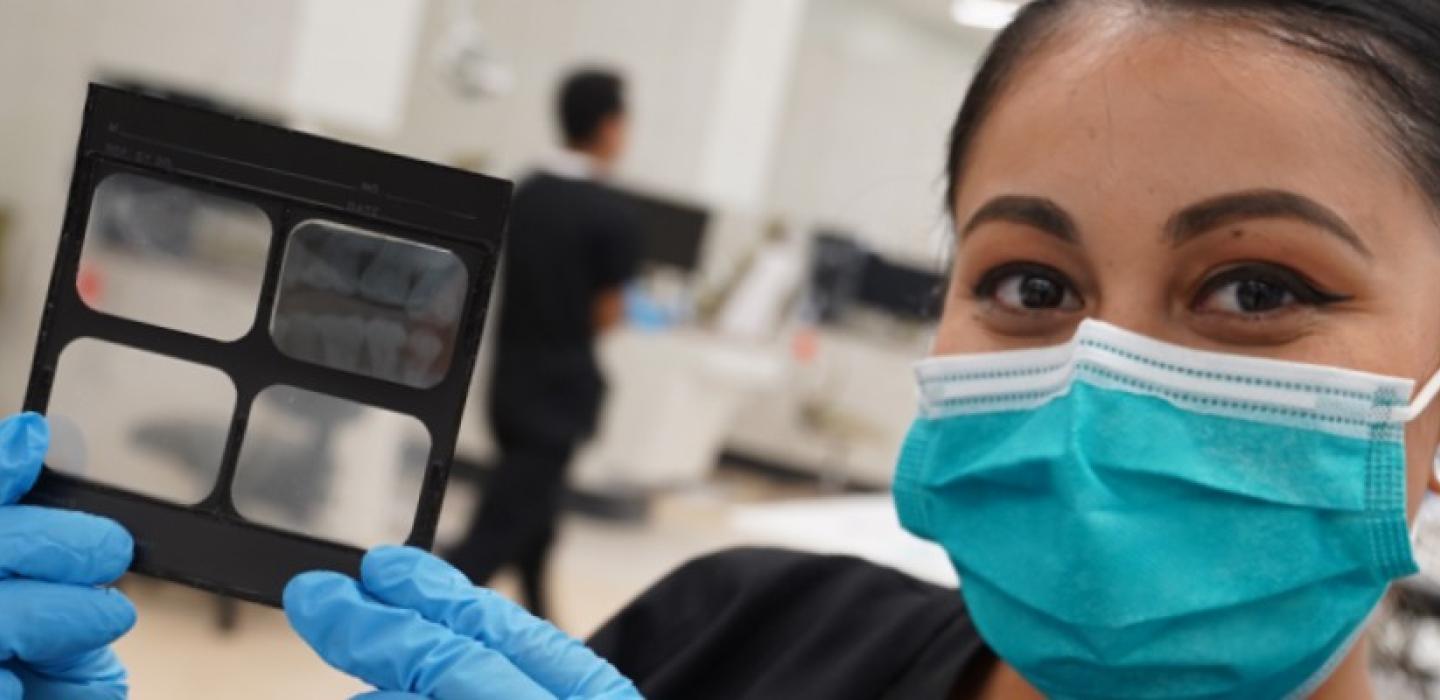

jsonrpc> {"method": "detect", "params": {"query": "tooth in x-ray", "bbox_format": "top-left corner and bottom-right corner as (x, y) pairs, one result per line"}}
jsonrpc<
(358, 243), (418, 307)
(315, 228), (381, 295)
(402, 330), (444, 387)
(406, 258), (465, 322)
(315, 314), (367, 372)
(364, 318), (407, 381)
(287, 237), (347, 295)
(275, 311), (326, 363)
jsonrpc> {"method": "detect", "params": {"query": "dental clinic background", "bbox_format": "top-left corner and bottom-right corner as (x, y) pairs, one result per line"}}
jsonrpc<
(8, 0), (1440, 698)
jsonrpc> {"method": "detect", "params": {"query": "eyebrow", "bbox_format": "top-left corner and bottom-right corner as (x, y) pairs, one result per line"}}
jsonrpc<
(1165, 189), (1370, 257)
(960, 195), (1079, 242)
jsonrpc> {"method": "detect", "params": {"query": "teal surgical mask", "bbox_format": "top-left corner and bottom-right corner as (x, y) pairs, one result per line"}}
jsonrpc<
(893, 319), (1440, 700)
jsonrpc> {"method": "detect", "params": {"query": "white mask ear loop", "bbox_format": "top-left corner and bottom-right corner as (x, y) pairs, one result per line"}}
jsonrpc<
(1397, 369), (1440, 422)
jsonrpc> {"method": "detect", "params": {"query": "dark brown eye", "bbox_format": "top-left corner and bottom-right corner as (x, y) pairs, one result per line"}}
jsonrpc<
(1015, 275), (1067, 309)
(977, 263), (1082, 312)
(1230, 279), (1291, 313)
(1193, 264), (1348, 317)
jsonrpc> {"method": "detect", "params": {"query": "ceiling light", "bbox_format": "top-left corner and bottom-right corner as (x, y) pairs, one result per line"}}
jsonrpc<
(950, 0), (1022, 30)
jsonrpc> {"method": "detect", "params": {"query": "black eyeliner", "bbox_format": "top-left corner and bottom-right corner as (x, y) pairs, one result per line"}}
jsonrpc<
(1195, 263), (1352, 307)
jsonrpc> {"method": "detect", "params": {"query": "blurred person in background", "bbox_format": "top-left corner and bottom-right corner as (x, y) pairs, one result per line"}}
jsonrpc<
(444, 67), (640, 617)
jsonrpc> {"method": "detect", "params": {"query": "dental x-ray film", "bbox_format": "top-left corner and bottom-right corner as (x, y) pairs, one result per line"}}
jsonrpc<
(22, 84), (510, 605)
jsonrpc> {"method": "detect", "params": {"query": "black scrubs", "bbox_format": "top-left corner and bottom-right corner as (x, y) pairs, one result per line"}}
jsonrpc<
(589, 547), (993, 699)
(448, 171), (640, 617)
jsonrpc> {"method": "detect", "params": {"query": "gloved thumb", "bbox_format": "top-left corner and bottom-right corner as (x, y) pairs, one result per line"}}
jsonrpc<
(285, 571), (556, 700)
(360, 547), (640, 699)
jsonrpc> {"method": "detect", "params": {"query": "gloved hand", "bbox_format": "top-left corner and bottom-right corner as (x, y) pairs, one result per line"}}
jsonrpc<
(285, 546), (642, 700)
(0, 413), (136, 700)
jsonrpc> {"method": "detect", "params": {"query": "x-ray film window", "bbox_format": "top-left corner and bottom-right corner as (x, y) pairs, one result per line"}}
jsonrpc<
(271, 220), (467, 388)
(46, 338), (236, 504)
(232, 385), (430, 549)
(79, 173), (271, 341)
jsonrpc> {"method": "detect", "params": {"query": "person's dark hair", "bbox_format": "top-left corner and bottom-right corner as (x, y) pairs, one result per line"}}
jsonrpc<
(945, 1), (1440, 217)
(558, 68), (625, 148)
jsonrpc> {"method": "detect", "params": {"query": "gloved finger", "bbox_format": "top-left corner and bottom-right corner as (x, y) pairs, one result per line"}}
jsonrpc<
(0, 414), (46, 506)
(361, 547), (638, 698)
(18, 681), (126, 700)
(0, 580), (135, 664)
(0, 666), (20, 700)
(17, 646), (127, 698)
(352, 693), (427, 699)
(13, 679), (125, 700)
(284, 571), (555, 700)
(0, 506), (132, 584)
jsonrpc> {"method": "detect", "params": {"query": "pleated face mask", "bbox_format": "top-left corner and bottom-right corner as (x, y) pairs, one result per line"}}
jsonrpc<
(893, 319), (1440, 700)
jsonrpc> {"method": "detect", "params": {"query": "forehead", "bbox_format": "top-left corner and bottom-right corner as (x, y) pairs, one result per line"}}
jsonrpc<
(954, 15), (1415, 230)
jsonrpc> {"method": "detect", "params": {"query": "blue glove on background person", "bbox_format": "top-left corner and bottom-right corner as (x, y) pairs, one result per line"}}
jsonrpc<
(0, 413), (137, 699)
(285, 546), (642, 700)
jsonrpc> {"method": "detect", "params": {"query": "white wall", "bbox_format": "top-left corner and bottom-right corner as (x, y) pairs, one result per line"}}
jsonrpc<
(389, 0), (741, 195)
(288, 0), (427, 136)
(0, 0), (301, 410)
(765, 0), (988, 263)
(695, 0), (809, 212)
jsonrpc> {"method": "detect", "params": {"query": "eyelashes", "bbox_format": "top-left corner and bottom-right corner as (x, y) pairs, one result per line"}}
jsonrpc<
(970, 260), (1351, 318)
(1191, 263), (1351, 312)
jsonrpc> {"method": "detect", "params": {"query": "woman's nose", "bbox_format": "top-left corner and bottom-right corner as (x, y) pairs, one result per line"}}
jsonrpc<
(1086, 281), (1175, 344)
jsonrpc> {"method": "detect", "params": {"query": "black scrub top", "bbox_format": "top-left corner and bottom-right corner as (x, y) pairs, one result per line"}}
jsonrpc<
(588, 547), (994, 699)
(489, 171), (640, 445)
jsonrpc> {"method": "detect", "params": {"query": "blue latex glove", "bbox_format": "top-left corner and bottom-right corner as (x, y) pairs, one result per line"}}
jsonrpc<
(285, 546), (642, 700)
(0, 413), (136, 699)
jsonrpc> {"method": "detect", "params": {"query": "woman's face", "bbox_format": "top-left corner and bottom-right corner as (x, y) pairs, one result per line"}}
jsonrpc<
(938, 15), (1440, 518)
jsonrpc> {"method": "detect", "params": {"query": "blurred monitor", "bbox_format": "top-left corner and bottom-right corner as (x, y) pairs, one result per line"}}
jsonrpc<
(856, 254), (945, 322)
(806, 229), (944, 324)
(603, 185), (709, 272)
(806, 231), (868, 324)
